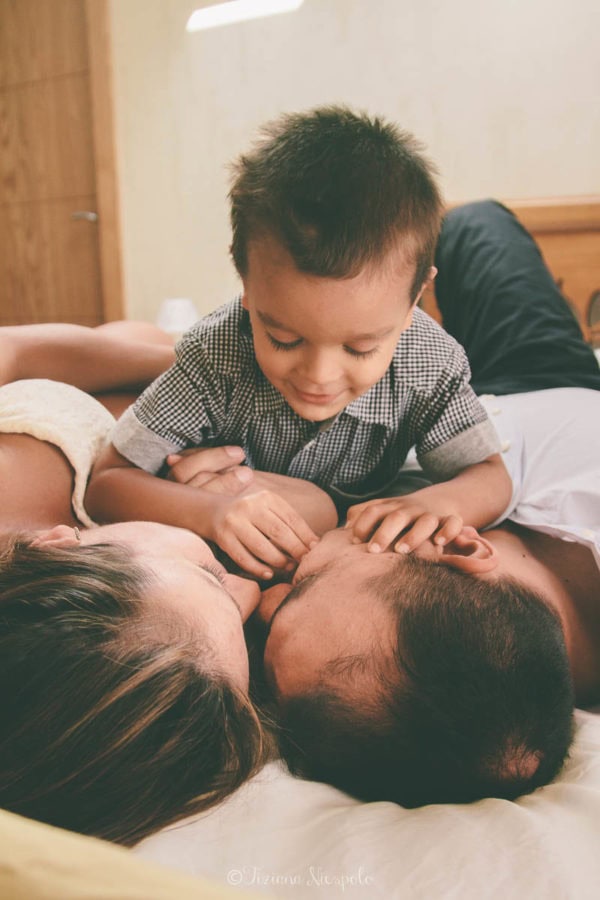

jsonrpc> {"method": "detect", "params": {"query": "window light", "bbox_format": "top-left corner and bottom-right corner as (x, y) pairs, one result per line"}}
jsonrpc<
(186, 0), (304, 33)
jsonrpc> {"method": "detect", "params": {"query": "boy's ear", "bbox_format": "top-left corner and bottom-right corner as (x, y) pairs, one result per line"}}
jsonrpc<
(31, 525), (81, 549)
(241, 293), (249, 311)
(437, 526), (499, 575)
(412, 265), (438, 306)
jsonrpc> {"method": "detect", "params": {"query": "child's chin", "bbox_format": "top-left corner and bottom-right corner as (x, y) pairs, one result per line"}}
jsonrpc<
(287, 397), (341, 421)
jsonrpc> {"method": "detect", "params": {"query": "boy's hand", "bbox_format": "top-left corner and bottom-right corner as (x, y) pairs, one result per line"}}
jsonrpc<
(207, 490), (318, 580)
(345, 495), (463, 554)
(167, 446), (253, 492)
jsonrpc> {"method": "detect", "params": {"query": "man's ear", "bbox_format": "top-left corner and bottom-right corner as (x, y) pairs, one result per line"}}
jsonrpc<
(31, 525), (80, 549)
(437, 526), (499, 574)
(241, 292), (249, 311)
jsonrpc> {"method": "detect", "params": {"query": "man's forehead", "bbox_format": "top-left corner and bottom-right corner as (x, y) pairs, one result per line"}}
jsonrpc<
(267, 550), (407, 637)
(263, 558), (402, 699)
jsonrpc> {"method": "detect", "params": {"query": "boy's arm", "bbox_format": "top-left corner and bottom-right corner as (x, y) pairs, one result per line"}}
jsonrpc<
(167, 448), (338, 537)
(87, 444), (322, 579)
(0, 324), (175, 392)
(346, 453), (511, 553)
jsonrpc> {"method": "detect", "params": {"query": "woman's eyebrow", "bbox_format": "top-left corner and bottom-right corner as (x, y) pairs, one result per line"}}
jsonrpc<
(197, 565), (243, 619)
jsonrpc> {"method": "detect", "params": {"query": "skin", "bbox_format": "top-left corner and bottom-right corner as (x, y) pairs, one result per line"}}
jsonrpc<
(0, 322), (176, 530)
(259, 525), (600, 708)
(242, 234), (422, 422)
(0, 321), (175, 418)
(34, 521), (259, 689)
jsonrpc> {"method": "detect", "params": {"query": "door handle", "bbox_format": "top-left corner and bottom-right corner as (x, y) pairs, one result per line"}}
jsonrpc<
(71, 211), (99, 222)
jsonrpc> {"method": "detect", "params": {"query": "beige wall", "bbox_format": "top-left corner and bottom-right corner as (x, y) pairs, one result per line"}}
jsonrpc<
(109, 0), (600, 321)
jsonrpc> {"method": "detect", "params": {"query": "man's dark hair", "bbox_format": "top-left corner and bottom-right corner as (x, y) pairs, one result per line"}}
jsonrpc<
(229, 105), (443, 301)
(277, 557), (574, 806)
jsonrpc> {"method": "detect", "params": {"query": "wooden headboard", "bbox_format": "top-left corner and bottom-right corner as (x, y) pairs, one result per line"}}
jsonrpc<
(421, 196), (600, 347)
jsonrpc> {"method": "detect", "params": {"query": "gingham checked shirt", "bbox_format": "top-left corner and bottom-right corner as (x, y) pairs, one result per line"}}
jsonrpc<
(113, 299), (500, 504)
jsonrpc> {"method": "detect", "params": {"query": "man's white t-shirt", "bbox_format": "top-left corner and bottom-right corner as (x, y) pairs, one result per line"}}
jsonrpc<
(482, 388), (600, 571)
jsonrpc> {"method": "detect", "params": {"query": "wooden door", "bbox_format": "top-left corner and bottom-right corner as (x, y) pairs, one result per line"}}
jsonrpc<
(0, 0), (122, 325)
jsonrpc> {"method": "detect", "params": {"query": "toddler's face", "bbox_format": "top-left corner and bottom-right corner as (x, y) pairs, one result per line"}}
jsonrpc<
(242, 234), (433, 421)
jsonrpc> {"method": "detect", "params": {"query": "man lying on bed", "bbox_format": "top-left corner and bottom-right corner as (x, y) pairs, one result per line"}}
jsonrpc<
(252, 200), (600, 807)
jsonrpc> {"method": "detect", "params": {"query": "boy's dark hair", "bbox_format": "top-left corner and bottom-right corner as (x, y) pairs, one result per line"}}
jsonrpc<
(0, 535), (269, 846)
(230, 105), (443, 301)
(277, 558), (574, 806)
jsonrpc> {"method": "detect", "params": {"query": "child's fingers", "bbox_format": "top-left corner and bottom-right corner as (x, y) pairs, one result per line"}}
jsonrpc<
(433, 515), (463, 546)
(225, 518), (292, 571)
(217, 530), (276, 581)
(346, 504), (390, 542)
(364, 509), (417, 552)
(345, 498), (395, 527)
(166, 446), (245, 483)
(167, 461), (213, 486)
(191, 466), (253, 493)
(392, 513), (440, 554)
(272, 505), (319, 560)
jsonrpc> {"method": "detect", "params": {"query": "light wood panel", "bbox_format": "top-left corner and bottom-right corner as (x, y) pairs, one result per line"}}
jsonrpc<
(0, 74), (95, 204)
(0, 195), (102, 324)
(86, 0), (124, 321)
(0, 0), (122, 324)
(0, 0), (87, 87)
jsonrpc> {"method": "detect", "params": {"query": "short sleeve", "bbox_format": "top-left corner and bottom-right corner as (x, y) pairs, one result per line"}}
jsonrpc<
(415, 344), (500, 479)
(110, 335), (224, 473)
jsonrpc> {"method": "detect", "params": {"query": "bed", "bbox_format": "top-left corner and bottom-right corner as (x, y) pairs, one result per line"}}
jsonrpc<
(132, 195), (598, 898)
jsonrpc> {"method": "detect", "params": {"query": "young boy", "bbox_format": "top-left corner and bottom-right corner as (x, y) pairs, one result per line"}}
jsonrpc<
(87, 106), (511, 579)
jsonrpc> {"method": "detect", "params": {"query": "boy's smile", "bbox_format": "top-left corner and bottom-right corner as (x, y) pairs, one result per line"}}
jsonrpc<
(242, 235), (434, 421)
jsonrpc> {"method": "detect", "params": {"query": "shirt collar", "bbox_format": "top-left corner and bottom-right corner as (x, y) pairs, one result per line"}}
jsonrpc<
(342, 369), (397, 424)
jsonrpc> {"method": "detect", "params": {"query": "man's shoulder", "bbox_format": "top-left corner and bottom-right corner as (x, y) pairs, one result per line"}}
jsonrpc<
(176, 297), (254, 374)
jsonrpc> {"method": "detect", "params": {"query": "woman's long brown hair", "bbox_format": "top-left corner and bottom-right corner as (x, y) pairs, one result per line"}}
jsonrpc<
(0, 535), (268, 845)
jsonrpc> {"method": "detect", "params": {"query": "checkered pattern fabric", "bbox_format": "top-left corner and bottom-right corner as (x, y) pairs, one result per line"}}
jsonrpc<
(113, 299), (499, 501)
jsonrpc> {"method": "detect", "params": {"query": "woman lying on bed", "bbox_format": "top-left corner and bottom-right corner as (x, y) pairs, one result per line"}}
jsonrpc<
(0, 321), (336, 846)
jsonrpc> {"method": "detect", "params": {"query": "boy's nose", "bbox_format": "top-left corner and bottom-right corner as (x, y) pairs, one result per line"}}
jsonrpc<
(297, 347), (341, 386)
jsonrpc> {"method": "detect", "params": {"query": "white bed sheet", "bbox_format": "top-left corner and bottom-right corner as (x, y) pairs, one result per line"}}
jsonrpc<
(136, 709), (600, 899)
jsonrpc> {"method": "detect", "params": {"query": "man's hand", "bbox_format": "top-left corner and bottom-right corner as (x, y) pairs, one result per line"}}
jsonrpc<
(346, 494), (463, 554)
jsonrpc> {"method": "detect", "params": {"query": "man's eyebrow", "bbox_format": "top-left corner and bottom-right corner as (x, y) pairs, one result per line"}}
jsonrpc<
(256, 310), (394, 342)
(266, 573), (321, 634)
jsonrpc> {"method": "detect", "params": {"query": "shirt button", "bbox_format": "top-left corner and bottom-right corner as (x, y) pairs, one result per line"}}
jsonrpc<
(501, 440), (511, 452)
(492, 408), (501, 415)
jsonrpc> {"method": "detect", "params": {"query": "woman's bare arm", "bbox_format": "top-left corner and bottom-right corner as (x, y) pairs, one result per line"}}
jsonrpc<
(0, 323), (175, 393)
